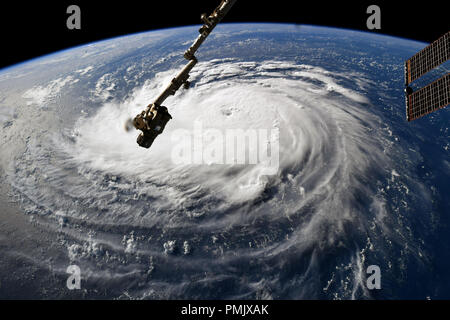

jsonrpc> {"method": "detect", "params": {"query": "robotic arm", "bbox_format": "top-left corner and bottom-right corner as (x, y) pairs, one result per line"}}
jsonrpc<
(131, 0), (238, 148)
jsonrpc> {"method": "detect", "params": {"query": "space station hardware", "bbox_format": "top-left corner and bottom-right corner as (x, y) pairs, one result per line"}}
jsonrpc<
(132, 0), (238, 148)
(404, 31), (449, 121)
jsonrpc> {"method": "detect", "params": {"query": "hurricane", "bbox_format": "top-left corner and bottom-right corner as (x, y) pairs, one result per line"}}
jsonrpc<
(1, 24), (448, 299)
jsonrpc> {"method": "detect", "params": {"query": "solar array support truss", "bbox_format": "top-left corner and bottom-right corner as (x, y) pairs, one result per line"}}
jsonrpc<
(404, 31), (450, 121)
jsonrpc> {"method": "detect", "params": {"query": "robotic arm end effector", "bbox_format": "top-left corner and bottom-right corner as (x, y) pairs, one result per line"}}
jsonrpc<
(133, 105), (173, 148)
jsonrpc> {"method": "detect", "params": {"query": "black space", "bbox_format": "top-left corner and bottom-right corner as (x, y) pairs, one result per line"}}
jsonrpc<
(0, 0), (448, 69)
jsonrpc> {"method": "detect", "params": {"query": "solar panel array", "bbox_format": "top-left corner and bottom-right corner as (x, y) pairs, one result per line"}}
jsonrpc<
(404, 31), (450, 121)
(407, 73), (450, 121)
(405, 31), (449, 86)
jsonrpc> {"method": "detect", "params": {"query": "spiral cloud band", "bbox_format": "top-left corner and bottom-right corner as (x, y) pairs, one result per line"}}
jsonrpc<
(2, 57), (426, 299)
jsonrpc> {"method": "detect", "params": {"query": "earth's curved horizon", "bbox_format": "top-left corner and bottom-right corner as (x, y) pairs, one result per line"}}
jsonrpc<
(0, 23), (430, 73)
(0, 23), (449, 299)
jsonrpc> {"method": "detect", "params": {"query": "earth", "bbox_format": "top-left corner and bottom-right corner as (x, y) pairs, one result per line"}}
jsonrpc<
(0, 23), (449, 299)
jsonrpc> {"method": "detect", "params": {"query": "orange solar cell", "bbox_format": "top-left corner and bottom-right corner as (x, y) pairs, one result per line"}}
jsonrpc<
(406, 73), (449, 121)
(404, 31), (450, 121)
(405, 31), (449, 86)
